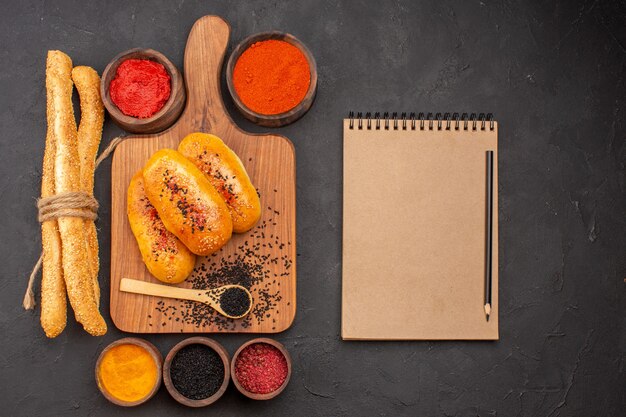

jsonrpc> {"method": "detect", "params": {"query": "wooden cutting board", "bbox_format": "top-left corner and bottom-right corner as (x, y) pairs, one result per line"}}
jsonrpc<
(110, 16), (296, 333)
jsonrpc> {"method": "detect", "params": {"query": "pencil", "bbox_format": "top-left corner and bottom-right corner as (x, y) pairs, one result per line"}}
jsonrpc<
(485, 150), (494, 321)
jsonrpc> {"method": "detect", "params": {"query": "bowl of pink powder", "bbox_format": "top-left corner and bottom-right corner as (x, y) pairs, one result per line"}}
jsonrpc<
(231, 338), (291, 400)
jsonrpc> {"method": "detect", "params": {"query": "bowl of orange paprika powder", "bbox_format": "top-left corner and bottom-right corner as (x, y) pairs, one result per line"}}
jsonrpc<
(226, 32), (317, 127)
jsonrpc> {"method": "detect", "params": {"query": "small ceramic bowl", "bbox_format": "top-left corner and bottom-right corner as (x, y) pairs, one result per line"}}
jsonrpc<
(163, 337), (230, 407)
(101, 48), (185, 134)
(95, 337), (162, 407)
(230, 338), (292, 400)
(226, 32), (317, 127)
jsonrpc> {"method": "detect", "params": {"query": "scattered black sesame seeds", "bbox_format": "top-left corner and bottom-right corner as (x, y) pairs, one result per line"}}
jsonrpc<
(145, 204), (292, 331)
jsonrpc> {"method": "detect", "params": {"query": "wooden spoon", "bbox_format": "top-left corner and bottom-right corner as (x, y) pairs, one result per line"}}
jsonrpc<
(120, 278), (252, 319)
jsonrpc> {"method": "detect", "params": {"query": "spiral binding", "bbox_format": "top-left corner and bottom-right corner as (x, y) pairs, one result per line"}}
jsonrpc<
(348, 112), (495, 131)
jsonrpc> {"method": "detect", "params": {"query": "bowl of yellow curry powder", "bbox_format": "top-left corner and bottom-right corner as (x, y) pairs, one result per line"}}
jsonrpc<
(95, 337), (162, 406)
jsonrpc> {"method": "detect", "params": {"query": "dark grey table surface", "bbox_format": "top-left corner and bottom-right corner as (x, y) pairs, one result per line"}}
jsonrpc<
(1, 0), (625, 416)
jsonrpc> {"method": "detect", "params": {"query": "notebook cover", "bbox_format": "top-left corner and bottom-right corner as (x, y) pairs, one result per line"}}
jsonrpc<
(342, 119), (499, 340)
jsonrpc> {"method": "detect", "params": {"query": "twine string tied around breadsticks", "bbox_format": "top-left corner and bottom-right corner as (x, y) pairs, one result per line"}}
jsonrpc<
(23, 136), (127, 310)
(37, 191), (99, 222)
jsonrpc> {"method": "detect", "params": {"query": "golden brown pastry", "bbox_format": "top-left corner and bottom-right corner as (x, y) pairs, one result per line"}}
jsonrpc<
(128, 171), (196, 283)
(72, 66), (104, 306)
(40, 54), (66, 337)
(47, 50), (106, 336)
(142, 149), (233, 256)
(178, 133), (261, 233)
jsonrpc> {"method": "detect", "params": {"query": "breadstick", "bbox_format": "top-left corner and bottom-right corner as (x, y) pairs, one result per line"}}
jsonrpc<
(72, 66), (104, 307)
(40, 123), (66, 338)
(48, 51), (106, 336)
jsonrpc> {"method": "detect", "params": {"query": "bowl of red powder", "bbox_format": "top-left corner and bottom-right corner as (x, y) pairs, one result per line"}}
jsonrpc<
(101, 48), (185, 134)
(226, 32), (317, 127)
(231, 338), (292, 400)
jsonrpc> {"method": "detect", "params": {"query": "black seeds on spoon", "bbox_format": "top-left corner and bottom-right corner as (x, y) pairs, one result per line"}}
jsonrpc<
(170, 344), (224, 400)
(219, 287), (250, 317)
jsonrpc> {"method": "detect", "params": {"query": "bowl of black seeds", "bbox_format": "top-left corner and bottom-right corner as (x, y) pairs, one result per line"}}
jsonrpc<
(163, 337), (230, 407)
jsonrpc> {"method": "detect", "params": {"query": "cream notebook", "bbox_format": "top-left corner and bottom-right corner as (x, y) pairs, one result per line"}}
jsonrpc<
(342, 113), (499, 340)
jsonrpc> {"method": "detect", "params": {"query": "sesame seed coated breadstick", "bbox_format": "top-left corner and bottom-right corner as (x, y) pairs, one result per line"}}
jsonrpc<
(40, 66), (66, 337)
(72, 66), (104, 307)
